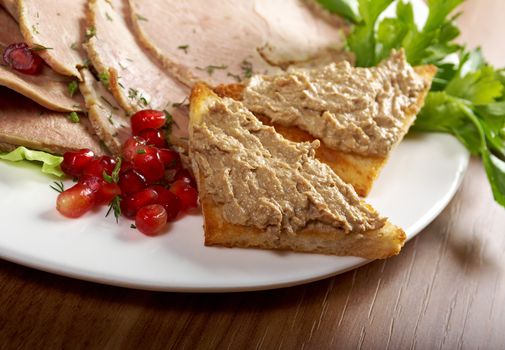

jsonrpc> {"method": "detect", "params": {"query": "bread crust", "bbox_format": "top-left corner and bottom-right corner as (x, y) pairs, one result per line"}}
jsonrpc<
(190, 83), (406, 259)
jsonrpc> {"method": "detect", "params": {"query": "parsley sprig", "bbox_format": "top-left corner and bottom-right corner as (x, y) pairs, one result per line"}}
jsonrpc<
(318, 0), (505, 207)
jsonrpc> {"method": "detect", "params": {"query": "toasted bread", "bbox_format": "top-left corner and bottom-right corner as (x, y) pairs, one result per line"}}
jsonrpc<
(190, 83), (406, 259)
(214, 65), (436, 196)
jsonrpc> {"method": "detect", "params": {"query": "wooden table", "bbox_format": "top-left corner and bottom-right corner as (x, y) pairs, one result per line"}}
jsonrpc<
(1, 1), (504, 349)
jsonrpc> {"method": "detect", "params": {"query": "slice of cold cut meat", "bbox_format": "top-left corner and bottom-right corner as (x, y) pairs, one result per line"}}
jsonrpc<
(17, 0), (88, 78)
(0, 87), (104, 155)
(128, 0), (345, 86)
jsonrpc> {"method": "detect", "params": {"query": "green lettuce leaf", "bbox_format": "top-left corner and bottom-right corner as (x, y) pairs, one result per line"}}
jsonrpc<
(0, 147), (64, 177)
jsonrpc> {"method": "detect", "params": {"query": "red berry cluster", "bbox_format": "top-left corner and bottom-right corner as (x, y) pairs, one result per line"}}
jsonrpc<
(56, 109), (198, 236)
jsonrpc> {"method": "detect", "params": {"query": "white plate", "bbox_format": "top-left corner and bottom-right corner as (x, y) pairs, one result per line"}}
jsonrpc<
(0, 133), (469, 292)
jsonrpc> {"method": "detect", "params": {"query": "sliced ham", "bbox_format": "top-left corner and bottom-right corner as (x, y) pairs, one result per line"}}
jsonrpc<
(79, 68), (130, 155)
(0, 7), (84, 112)
(85, 0), (189, 114)
(0, 87), (104, 155)
(17, 0), (87, 78)
(0, 0), (16, 19)
(128, 0), (345, 86)
(85, 0), (190, 148)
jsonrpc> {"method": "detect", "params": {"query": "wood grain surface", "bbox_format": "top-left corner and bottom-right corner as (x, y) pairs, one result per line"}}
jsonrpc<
(1, 1), (504, 349)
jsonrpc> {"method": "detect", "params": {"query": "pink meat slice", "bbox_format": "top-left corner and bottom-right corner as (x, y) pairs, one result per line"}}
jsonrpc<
(128, 0), (345, 86)
(0, 8), (84, 112)
(17, 0), (88, 78)
(0, 0), (16, 19)
(0, 87), (104, 155)
(85, 0), (189, 113)
(85, 0), (190, 147)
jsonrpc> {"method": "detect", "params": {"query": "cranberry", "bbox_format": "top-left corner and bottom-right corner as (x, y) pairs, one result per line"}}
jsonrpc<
(122, 136), (146, 162)
(56, 183), (96, 218)
(131, 110), (165, 135)
(118, 168), (147, 196)
(82, 156), (116, 178)
(138, 128), (167, 148)
(133, 147), (164, 183)
(170, 180), (198, 211)
(158, 149), (181, 170)
(60, 149), (95, 178)
(151, 186), (181, 221)
(135, 204), (168, 236)
(3, 43), (43, 75)
(174, 168), (197, 188)
(120, 188), (158, 219)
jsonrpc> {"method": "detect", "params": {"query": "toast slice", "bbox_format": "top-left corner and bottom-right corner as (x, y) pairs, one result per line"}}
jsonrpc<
(214, 62), (436, 197)
(189, 83), (406, 259)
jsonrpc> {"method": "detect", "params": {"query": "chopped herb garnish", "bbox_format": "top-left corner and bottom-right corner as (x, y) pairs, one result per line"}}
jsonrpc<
(68, 81), (78, 97)
(99, 72), (110, 88)
(100, 96), (119, 110)
(30, 44), (53, 51)
(85, 26), (96, 40)
(70, 42), (79, 50)
(136, 14), (149, 21)
(128, 88), (149, 107)
(196, 64), (228, 76)
(240, 59), (253, 79)
(227, 72), (241, 82)
(68, 112), (80, 123)
(172, 97), (188, 109)
(177, 44), (189, 54)
(32, 25), (39, 34)
(106, 195), (122, 223)
(107, 112), (114, 125)
(50, 181), (65, 193)
(136, 149), (147, 155)
(103, 158), (122, 184)
(105, 12), (113, 21)
(81, 59), (91, 68)
(130, 224), (137, 229)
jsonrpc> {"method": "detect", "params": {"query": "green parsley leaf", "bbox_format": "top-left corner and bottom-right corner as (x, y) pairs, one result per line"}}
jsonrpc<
(316, 0), (361, 23)
(68, 81), (78, 97)
(68, 112), (80, 123)
(99, 72), (110, 88)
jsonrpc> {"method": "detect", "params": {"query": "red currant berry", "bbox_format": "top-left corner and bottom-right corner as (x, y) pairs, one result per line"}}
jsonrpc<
(174, 168), (197, 188)
(135, 204), (168, 236)
(120, 188), (158, 219)
(122, 136), (147, 162)
(138, 128), (167, 148)
(56, 183), (96, 218)
(170, 180), (199, 211)
(82, 156), (116, 178)
(118, 168), (147, 196)
(131, 110), (165, 135)
(60, 149), (95, 178)
(158, 148), (181, 170)
(133, 147), (164, 183)
(151, 186), (181, 221)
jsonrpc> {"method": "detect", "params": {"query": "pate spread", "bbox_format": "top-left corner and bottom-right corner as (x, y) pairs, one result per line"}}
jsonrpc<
(242, 50), (427, 157)
(190, 97), (386, 234)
